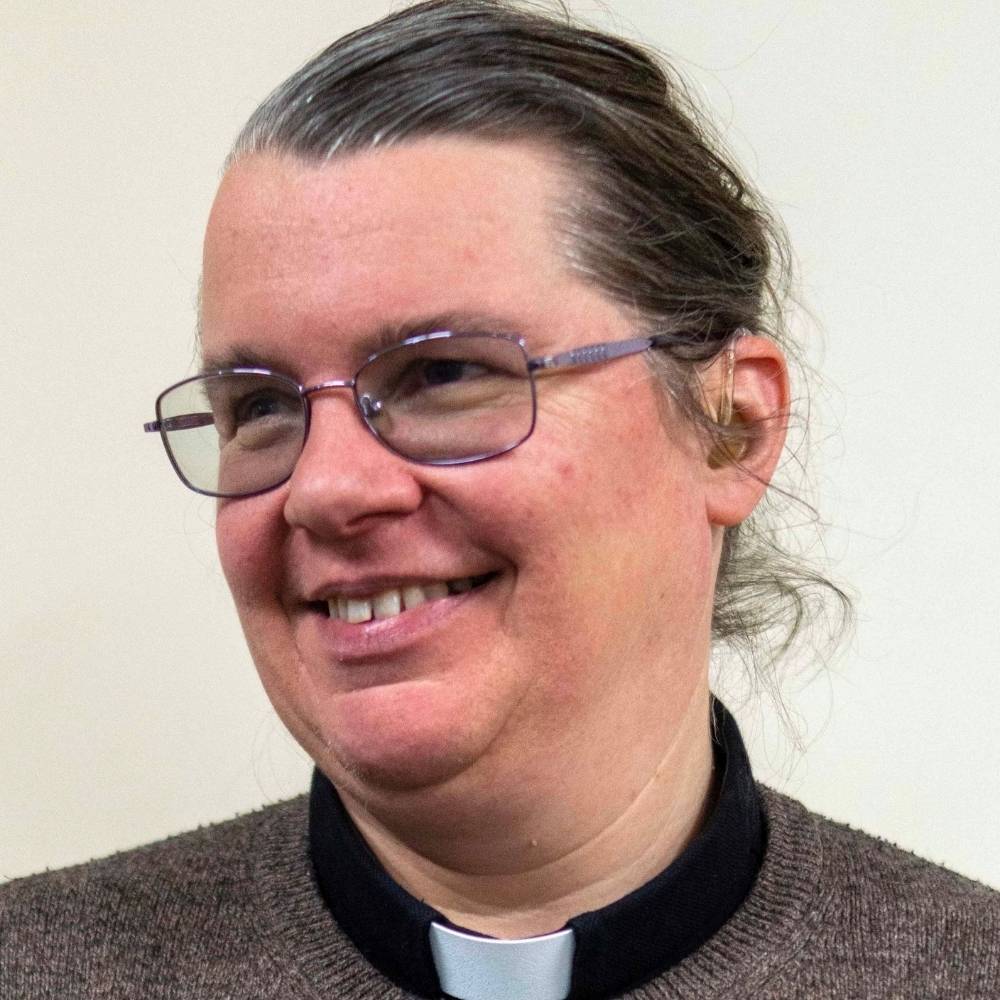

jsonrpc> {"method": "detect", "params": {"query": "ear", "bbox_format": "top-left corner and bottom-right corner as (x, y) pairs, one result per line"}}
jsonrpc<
(702, 334), (789, 527)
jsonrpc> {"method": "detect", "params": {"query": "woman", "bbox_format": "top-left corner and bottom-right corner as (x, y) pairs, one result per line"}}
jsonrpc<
(3, 2), (997, 997)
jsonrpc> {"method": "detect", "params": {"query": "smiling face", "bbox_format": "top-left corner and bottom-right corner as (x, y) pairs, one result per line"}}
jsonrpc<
(202, 138), (723, 812)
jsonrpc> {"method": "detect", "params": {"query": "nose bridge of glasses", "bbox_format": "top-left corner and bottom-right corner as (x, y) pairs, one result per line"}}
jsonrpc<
(301, 377), (384, 421)
(301, 378), (356, 397)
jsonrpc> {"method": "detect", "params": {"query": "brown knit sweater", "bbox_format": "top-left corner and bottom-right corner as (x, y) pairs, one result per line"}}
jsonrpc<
(2, 787), (998, 998)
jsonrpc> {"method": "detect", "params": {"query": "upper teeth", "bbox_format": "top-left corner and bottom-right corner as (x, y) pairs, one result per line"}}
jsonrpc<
(328, 578), (475, 623)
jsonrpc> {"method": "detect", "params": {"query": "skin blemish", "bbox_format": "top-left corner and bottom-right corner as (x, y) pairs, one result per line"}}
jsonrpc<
(556, 460), (576, 483)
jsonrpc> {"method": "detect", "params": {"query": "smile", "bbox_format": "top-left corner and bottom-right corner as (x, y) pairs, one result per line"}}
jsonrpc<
(322, 573), (497, 624)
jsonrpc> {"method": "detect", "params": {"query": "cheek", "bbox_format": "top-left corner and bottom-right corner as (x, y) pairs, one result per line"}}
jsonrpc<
(214, 496), (287, 607)
(551, 421), (712, 622)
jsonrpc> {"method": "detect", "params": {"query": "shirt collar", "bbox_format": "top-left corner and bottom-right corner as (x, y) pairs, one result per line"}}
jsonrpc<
(308, 698), (763, 999)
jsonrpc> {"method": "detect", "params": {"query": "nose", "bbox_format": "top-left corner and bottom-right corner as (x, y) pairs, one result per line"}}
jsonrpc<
(282, 392), (423, 538)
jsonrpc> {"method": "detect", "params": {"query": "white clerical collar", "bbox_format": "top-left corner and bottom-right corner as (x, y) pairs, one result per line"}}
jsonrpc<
(429, 922), (576, 1000)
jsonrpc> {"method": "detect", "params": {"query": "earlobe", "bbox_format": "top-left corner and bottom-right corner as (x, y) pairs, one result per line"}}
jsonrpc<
(703, 335), (789, 527)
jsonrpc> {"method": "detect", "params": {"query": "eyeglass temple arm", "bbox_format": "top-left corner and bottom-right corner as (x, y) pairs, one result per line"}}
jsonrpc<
(527, 335), (670, 373)
(143, 413), (215, 433)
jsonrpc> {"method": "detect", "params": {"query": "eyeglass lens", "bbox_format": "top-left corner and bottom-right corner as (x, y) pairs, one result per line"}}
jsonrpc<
(155, 335), (536, 497)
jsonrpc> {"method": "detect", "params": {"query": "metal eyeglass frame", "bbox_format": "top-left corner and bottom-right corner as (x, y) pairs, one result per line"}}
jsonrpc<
(144, 329), (729, 498)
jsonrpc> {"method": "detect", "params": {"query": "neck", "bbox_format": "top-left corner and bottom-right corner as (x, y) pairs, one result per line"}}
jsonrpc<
(341, 683), (716, 938)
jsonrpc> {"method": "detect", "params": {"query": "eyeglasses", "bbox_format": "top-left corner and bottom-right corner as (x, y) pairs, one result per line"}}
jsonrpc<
(144, 330), (678, 499)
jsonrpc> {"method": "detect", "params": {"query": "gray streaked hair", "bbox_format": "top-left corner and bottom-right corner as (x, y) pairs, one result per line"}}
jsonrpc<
(228, 0), (852, 694)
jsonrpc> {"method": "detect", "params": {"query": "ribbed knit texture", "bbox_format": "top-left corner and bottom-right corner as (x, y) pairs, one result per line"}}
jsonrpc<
(2, 788), (998, 998)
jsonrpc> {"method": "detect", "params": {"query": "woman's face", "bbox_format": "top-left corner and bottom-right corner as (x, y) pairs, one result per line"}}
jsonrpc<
(202, 139), (724, 806)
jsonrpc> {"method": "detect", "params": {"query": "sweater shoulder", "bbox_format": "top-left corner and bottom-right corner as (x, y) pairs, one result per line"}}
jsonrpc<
(0, 796), (308, 998)
(796, 790), (1000, 909)
(1, 795), (306, 898)
(757, 786), (1000, 995)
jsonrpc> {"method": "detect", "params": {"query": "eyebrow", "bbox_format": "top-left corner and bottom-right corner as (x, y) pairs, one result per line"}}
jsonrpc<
(198, 311), (519, 376)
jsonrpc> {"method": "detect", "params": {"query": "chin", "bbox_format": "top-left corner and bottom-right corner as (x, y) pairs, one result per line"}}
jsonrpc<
(333, 744), (478, 795)
(292, 680), (496, 796)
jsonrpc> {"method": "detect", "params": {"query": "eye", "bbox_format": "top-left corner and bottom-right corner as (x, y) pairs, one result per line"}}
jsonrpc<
(417, 358), (489, 387)
(376, 357), (496, 411)
(388, 357), (493, 399)
(234, 389), (295, 425)
(214, 382), (302, 448)
(359, 336), (529, 417)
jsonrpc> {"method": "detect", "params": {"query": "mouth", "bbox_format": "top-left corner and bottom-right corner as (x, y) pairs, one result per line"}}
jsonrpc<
(309, 572), (499, 625)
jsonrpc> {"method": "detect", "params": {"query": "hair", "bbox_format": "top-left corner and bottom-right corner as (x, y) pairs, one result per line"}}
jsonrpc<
(228, 0), (852, 698)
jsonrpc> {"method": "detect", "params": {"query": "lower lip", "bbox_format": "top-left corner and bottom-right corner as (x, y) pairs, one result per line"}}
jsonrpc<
(301, 582), (493, 664)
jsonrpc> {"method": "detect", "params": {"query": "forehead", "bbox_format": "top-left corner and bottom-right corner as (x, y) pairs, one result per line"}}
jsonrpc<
(200, 138), (603, 371)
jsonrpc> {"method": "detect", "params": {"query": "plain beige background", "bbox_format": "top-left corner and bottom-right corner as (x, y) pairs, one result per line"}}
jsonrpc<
(2, 1), (997, 888)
